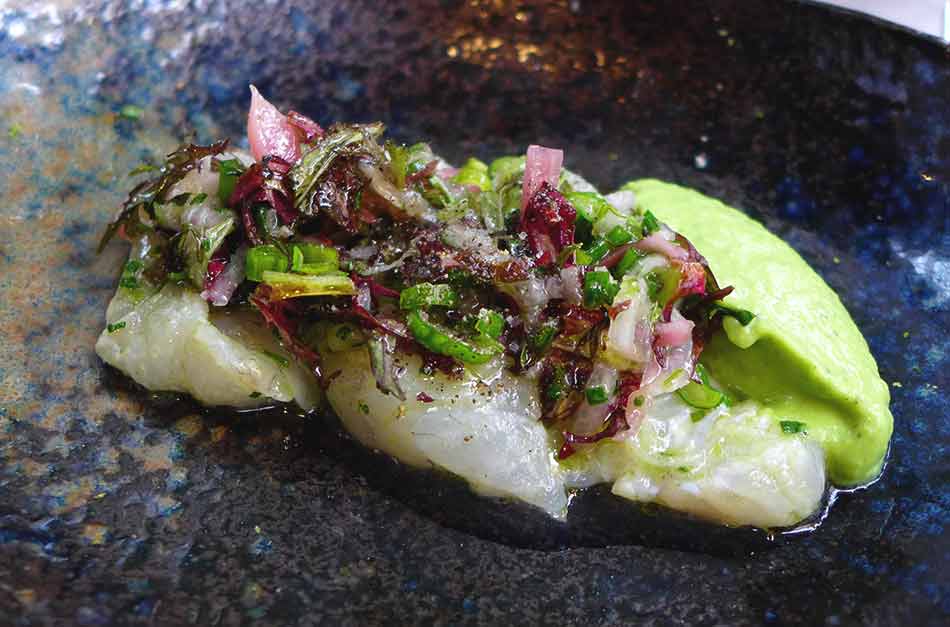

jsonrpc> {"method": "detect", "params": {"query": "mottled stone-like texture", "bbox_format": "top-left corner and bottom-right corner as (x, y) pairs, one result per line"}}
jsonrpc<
(0, 1), (947, 625)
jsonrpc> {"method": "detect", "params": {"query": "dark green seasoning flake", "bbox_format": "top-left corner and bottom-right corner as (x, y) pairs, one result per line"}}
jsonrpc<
(106, 322), (126, 333)
(529, 321), (559, 352)
(585, 386), (610, 405)
(780, 420), (808, 434)
(119, 260), (143, 289)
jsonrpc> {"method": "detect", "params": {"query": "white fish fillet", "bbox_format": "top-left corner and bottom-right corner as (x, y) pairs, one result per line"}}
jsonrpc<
(96, 284), (320, 411)
(322, 347), (569, 518)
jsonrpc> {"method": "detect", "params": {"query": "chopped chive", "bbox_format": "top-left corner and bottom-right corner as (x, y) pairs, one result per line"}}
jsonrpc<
(641, 210), (660, 236)
(358, 401), (370, 414)
(475, 308), (505, 340)
(613, 247), (645, 278)
(583, 270), (620, 308)
(215, 158), (244, 205)
(189, 192), (208, 205)
(400, 282), (458, 310)
(106, 321), (126, 333)
(245, 245), (290, 281)
(584, 238), (612, 264)
(605, 225), (634, 246)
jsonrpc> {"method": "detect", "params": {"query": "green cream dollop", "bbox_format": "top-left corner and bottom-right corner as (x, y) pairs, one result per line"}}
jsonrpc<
(622, 179), (893, 486)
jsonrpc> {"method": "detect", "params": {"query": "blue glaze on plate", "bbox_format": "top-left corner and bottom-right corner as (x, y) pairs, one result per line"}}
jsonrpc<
(0, 1), (948, 624)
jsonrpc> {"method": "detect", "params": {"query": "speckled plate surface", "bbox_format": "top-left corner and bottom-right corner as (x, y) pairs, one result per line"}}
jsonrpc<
(1, 1), (948, 625)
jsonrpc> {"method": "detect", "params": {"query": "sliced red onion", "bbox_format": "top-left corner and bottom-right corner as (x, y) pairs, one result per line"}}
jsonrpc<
(559, 266), (583, 305)
(247, 85), (300, 164)
(357, 160), (434, 221)
(641, 322), (696, 395)
(641, 351), (664, 389)
(368, 332), (406, 400)
(654, 316), (695, 347)
(355, 281), (373, 311)
(558, 372), (641, 459)
(605, 284), (654, 365)
(662, 261), (708, 320)
(569, 363), (619, 435)
(202, 247), (247, 307)
(620, 403), (646, 441)
(521, 145), (563, 211)
(346, 244), (379, 260)
(437, 165), (459, 180)
(405, 159), (438, 184)
(498, 275), (551, 322)
(634, 232), (690, 261)
(543, 274), (564, 299)
(286, 110), (324, 143)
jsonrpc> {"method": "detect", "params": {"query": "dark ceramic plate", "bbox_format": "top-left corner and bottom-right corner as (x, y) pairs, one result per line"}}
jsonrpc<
(1, 1), (948, 625)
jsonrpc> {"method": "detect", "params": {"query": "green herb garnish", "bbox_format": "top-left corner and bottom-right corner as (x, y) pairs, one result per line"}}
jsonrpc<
(106, 322), (126, 333)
